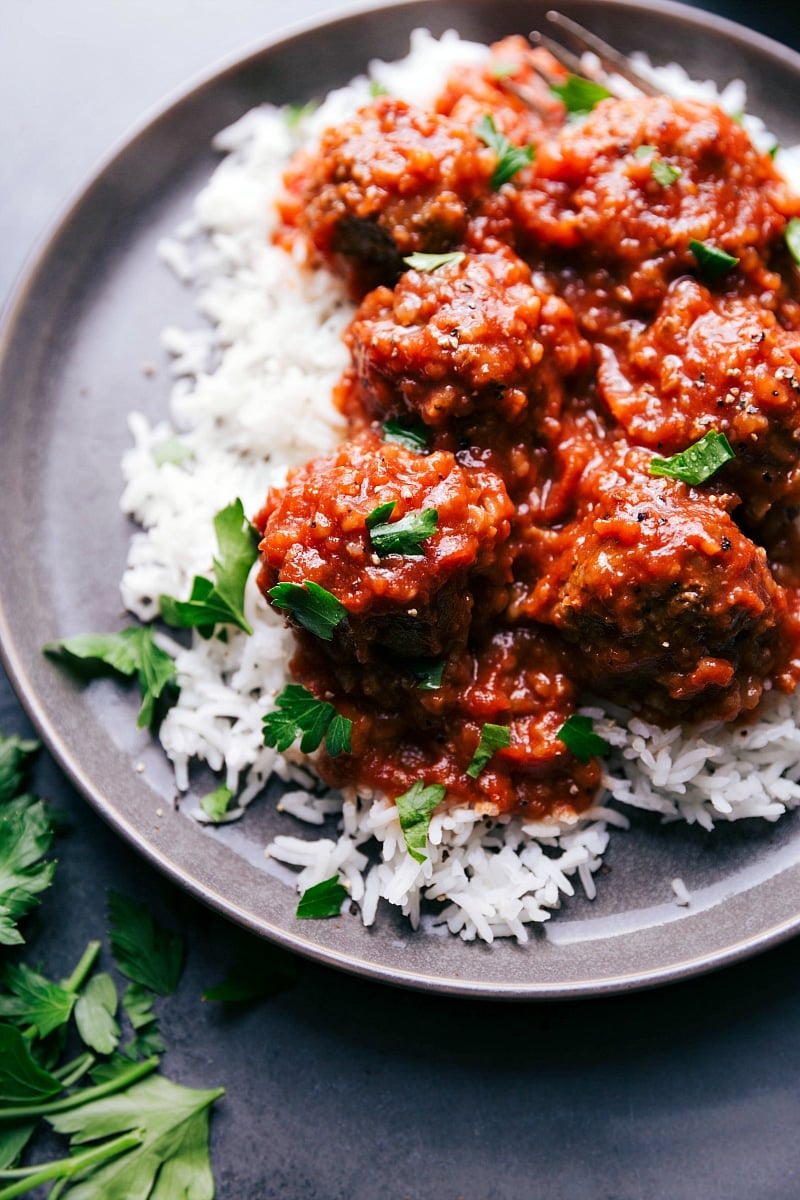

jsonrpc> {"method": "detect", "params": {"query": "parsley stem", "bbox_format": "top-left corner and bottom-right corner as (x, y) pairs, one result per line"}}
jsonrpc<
(0, 1056), (159, 1121)
(61, 940), (102, 994)
(52, 1051), (96, 1089)
(0, 1132), (143, 1196)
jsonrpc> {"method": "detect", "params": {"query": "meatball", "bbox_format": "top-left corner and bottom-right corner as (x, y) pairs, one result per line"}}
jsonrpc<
(595, 277), (800, 521)
(513, 95), (797, 305)
(343, 248), (591, 431)
(282, 98), (494, 297)
(435, 36), (569, 148)
(306, 626), (600, 820)
(530, 473), (786, 722)
(255, 432), (513, 661)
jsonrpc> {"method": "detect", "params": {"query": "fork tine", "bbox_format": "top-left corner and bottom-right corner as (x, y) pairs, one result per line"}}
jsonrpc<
(544, 10), (662, 97)
(528, 29), (597, 82)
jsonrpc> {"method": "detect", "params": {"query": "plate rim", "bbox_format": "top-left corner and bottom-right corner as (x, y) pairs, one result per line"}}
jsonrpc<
(4, 0), (800, 999)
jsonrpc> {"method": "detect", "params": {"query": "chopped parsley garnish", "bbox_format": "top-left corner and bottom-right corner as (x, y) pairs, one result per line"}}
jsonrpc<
(550, 75), (611, 116)
(650, 158), (682, 186)
(395, 781), (446, 863)
(649, 430), (735, 485)
(284, 98), (319, 131)
(199, 783), (234, 823)
(689, 239), (740, 279)
(160, 498), (259, 637)
(365, 500), (397, 529)
(368, 79), (389, 97)
(410, 657), (446, 691)
(152, 434), (193, 468)
(489, 60), (519, 79)
(474, 113), (534, 189)
(296, 875), (349, 918)
(402, 250), (466, 272)
(367, 505), (438, 557)
(44, 626), (177, 729)
(466, 723), (511, 779)
(268, 579), (347, 641)
(381, 417), (431, 453)
(634, 145), (681, 184)
(556, 714), (610, 762)
(262, 684), (352, 757)
(785, 217), (800, 266)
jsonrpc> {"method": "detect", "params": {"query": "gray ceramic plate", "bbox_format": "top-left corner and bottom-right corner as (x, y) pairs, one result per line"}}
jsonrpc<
(2, 0), (800, 998)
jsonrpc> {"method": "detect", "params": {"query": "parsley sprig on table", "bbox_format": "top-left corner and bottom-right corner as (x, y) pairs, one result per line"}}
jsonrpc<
(550, 75), (611, 116)
(0, 731), (224, 1198)
(0, 737), (54, 945)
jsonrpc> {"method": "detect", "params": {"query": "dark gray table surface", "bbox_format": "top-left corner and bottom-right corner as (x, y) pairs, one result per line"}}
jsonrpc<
(4, 1), (800, 1197)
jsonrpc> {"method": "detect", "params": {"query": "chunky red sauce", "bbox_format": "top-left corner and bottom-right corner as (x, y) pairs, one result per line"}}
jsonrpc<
(256, 37), (800, 822)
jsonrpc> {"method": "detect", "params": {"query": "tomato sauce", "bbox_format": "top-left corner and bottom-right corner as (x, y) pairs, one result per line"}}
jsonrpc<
(256, 39), (800, 820)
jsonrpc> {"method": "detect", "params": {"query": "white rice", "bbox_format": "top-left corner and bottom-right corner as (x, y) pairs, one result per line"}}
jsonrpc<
(120, 30), (800, 942)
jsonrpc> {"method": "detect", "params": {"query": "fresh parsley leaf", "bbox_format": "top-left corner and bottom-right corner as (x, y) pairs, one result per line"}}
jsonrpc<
(122, 983), (158, 1033)
(689, 239), (740, 279)
(284, 99), (319, 131)
(268, 580), (346, 642)
(107, 892), (184, 996)
(365, 500), (397, 529)
(410, 657), (445, 691)
(786, 217), (800, 266)
(474, 113), (534, 189)
(0, 963), (76, 1039)
(368, 508), (438, 557)
(152, 435), (193, 468)
(649, 430), (735, 485)
(369, 79), (389, 97)
(402, 250), (466, 272)
(199, 783), (234, 823)
(0, 787), (56, 945)
(381, 418), (431, 453)
(466, 723), (511, 779)
(126, 1024), (167, 1061)
(0, 1119), (38, 1170)
(489, 60), (519, 79)
(550, 75), (611, 116)
(296, 876), (348, 919)
(47, 1074), (224, 1200)
(395, 781), (446, 863)
(0, 1024), (62, 1104)
(160, 498), (259, 636)
(262, 684), (352, 757)
(556, 714), (610, 763)
(650, 158), (682, 185)
(0, 735), (38, 805)
(202, 945), (296, 1003)
(44, 626), (177, 730)
(74, 973), (120, 1057)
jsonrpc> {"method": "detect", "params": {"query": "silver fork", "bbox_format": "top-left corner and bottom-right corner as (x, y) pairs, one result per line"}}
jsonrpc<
(529, 10), (662, 98)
